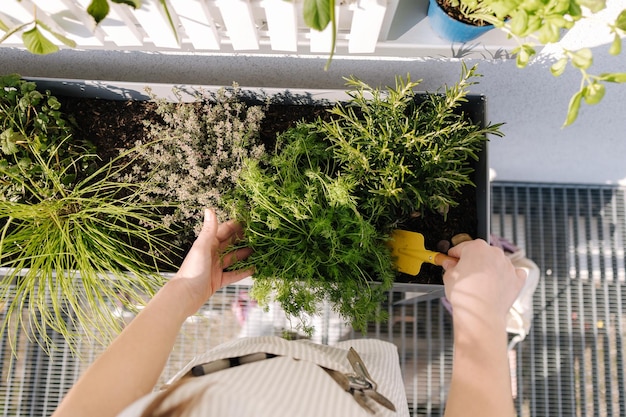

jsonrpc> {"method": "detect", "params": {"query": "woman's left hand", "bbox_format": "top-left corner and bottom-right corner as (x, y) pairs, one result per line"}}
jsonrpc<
(173, 209), (253, 316)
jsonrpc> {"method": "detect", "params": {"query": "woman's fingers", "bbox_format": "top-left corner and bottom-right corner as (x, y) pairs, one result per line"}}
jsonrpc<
(514, 267), (528, 293)
(216, 219), (245, 246)
(222, 267), (255, 287)
(200, 208), (251, 277)
(221, 247), (253, 269)
(202, 208), (218, 238)
(446, 238), (487, 259)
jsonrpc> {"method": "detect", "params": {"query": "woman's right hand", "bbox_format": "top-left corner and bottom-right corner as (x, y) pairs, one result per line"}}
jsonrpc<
(441, 239), (527, 324)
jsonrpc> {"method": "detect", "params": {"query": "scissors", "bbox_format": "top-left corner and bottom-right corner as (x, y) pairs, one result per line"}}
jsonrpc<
(324, 347), (396, 414)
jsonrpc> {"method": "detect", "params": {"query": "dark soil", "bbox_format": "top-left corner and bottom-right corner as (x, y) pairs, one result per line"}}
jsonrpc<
(436, 0), (492, 26)
(59, 96), (479, 286)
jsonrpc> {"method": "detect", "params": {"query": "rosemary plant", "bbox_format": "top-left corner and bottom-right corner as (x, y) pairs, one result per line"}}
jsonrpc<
(318, 63), (504, 228)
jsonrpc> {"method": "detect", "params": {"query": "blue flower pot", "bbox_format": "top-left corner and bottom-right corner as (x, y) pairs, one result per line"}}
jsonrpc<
(427, 0), (494, 42)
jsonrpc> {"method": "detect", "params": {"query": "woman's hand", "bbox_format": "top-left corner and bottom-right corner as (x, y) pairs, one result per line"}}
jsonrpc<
(442, 239), (526, 325)
(172, 209), (253, 317)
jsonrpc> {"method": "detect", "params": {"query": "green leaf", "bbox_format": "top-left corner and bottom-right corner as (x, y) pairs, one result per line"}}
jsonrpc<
(571, 48), (593, 69)
(582, 82), (605, 105)
(576, 0), (606, 13)
(526, 16), (543, 33)
(550, 57), (568, 76)
(22, 27), (59, 54)
(48, 96), (62, 111)
(615, 9), (626, 31)
(489, 0), (517, 19)
(508, 10), (528, 35)
(0, 128), (23, 155)
(17, 157), (32, 170)
(553, 0), (572, 14)
(538, 21), (561, 44)
(0, 73), (21, 86)
(598, 72), (626, 83)
(34, 20), (77, 48)
(513, 44), (536, 68)
(87, 0), (110, 24)
(562, 90), (583, 127)
(303, 0), (332, 31)
(568, 1), (583, 18)
(112, 0), (141, 8)
(609, 32), (622, 55)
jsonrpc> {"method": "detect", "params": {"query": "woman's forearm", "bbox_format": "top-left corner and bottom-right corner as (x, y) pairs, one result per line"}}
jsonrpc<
(53, 210), (251, 417)
(444, 313), (516, 417)
(52, 279), (192, 417)
(441, 240), (526, 417)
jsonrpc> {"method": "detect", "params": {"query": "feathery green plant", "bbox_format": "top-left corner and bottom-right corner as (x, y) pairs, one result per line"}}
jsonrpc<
(232, 125), (394, 334)
(0, 142), (179, 354)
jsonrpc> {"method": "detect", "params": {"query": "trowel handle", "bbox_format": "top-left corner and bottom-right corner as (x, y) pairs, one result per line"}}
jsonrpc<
(433, 252), (459, 267)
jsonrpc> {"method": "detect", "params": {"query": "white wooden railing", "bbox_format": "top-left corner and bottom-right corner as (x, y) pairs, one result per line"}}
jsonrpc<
(0, 0), (400, 54)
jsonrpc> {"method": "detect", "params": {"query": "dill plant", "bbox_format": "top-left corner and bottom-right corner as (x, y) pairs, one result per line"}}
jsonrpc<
(233, 125), (394, 333)
(128, 85), (266, 245)
(0, 142), (178, 354)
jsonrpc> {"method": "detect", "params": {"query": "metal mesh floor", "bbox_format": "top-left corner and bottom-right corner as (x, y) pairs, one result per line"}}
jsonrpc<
(1, 182), (625, 416)
(492, 183), (626, 417)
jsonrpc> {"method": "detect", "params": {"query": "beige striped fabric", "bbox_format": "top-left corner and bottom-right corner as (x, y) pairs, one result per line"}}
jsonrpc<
(117, 336), (409, 417)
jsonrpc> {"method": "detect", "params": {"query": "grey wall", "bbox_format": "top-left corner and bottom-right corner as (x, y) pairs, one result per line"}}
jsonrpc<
(1, 39), (624, 185)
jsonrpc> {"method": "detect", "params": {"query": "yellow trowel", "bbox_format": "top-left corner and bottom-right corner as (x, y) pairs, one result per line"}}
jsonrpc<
(389, 229), (458, 275)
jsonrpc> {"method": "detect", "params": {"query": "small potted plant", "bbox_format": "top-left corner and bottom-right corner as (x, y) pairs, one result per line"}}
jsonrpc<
(461, 0), (626, 126)
(427, 0), (495, 42)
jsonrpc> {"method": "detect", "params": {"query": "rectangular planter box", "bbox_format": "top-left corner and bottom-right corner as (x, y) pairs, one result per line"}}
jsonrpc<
(26, 77), (490, 302)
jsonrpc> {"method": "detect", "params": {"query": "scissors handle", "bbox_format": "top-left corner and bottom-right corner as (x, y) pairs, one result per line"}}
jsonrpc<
(347, 347), (375, 388)
(346, 347), (396, 412)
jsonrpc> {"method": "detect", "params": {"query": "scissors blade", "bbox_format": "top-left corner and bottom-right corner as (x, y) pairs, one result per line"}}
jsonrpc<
(353, 390), (376, 414)
(364, 388), (397, 412)
(322, 367), (351, 391)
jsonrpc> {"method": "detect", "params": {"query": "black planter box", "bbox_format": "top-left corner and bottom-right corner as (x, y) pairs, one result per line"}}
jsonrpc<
(29, 77), (490, 302)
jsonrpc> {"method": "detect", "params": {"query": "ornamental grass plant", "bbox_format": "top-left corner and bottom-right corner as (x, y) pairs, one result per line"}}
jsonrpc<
(0, 143), (179, 354)
(0, 77), (180, 353)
